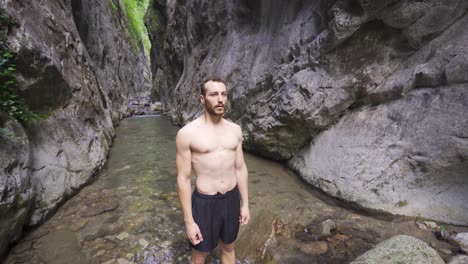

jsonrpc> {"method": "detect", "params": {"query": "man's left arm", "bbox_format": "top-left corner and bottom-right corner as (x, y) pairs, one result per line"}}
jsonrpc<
(235, 125), (250, 225)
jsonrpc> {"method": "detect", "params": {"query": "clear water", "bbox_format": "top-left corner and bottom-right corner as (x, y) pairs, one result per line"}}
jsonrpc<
(5, 116), (466, 264)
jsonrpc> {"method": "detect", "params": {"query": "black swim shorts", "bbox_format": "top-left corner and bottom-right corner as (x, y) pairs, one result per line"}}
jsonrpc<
(190, 185), (241, 252)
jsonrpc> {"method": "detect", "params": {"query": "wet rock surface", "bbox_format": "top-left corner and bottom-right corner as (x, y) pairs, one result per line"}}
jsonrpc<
(0, 118), (33, 257)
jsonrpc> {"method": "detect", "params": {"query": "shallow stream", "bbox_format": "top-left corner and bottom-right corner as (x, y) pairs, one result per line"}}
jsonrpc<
(5, 116), (466, 264)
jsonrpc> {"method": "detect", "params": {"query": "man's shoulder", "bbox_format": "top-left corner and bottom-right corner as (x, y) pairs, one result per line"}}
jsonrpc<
(222, 118), (238, 127)
(223, 119), (242, 136)
(177, 118), (201, 138)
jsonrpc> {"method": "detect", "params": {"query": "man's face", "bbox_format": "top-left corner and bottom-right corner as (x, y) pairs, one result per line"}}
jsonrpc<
(200, 81), (227, 116)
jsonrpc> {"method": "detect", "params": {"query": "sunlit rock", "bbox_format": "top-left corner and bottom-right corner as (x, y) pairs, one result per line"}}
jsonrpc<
(351, 235), (445, 264)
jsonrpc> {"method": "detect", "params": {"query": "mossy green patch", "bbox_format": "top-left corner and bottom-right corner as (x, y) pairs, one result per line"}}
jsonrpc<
(120, 0), (151, 56)
(108, 0), (118, 13)
(145, 4), (161, 35)
(396, 200), (408, 207)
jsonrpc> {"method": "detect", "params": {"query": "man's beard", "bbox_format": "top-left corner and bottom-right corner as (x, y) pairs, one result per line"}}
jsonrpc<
(206, 104), (225, 116)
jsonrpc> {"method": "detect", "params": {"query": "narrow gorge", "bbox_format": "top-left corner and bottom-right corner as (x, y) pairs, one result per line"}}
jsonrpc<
(1, 0), (468, 263)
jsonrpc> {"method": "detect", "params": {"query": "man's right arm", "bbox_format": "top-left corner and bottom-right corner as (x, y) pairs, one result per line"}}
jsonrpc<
(176, 128), (203, 245)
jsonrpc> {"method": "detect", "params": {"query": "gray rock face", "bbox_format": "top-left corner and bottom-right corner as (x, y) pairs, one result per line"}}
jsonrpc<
(149, 0), (468, 224)
(350, 235), (444, 264)
(0, 119), (33, 258)
(70, 0), (152, 121)
(0, 0), (149, 257)
(290, 86), (468, 224)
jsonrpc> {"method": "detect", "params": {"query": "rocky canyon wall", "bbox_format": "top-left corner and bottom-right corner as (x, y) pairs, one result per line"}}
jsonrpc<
(0, 0), (150, 257)
(149, 0), (468, 225)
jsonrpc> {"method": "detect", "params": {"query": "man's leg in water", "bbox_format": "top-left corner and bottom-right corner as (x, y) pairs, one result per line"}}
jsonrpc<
(191, 249), (208, 264)
(219, 240), (235, 264)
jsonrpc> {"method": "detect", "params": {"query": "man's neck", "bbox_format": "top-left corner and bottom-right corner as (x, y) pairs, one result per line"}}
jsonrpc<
(202, 111), (223, 125)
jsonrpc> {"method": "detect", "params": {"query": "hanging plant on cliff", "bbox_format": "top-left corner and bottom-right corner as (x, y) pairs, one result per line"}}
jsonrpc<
(0, 11), (46, 137)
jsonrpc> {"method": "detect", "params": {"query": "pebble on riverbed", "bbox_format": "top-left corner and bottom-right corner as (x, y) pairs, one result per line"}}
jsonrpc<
(416, 222), (428, 230)
(424, 221), (439, 229)
(138, 238), (149, 248)
(320, 219), (336, 237)
(116, 232), (129, 240)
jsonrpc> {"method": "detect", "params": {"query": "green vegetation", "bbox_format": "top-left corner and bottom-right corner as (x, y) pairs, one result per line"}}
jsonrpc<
(0, 12), (47, 137)
(145, 3), (161, 35)
(120, 0), (151, 56)
(396, 200), (408, 207)
(108, 0), (118, 13)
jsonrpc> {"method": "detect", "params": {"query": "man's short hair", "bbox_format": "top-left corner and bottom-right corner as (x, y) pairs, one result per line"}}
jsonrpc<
(201, 74), (226, 95)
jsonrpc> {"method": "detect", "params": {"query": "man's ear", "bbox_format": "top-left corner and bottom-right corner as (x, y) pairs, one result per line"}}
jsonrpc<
(199, 95), (205, 104)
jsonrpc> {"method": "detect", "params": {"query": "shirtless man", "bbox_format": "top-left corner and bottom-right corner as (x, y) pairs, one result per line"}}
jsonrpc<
(176, 75), (250, 264)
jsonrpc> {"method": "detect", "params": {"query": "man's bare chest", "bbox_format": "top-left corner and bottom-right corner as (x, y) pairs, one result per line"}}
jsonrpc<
(190, 130), (239, 154)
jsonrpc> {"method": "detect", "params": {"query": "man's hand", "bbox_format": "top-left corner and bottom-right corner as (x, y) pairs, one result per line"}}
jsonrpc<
(186, 222), (203, 245)
(239, 206), (250, 225)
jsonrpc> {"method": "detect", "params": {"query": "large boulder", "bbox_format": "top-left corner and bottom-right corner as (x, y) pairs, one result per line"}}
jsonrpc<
(289, 86), (468, 225)
(350, 235), (444, 264)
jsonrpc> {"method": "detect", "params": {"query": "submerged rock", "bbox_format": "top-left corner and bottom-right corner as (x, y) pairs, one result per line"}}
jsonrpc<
(36, 229), (88, 264)
(138, 238), (149, 249)
(320, 219), (336, 237)
(116, 232), (129, 241)
(81, 200), (119, 217)
(350, 235), (445, 264)
(299, 241), (328, 255)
